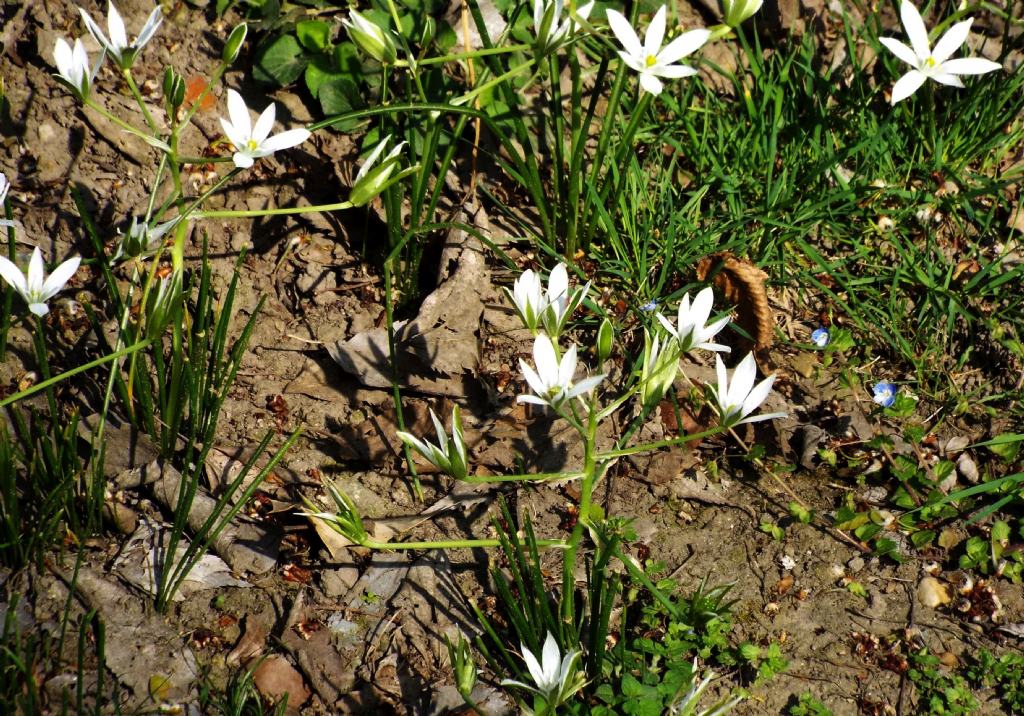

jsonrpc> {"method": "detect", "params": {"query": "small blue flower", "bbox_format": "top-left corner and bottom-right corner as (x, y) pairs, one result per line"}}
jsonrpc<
(872, 381), (896, 408)
(811, 327), (830, 348)
(640, 300), (658, 312)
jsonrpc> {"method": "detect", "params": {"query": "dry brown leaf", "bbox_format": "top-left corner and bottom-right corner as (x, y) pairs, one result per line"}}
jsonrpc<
(696, 252), (774, 350)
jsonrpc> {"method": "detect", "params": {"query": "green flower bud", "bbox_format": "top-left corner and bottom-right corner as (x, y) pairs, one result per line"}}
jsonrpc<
(162, 67), (185, 109)
(144, 271), (182, 341)
(596, 317), (614, 363)
(721, 0), (763, 27)
(445, 634), (478, 698)
(348, 137), (407, 207)
(343, 10), (398, 65)
(222, 23), (248, 64)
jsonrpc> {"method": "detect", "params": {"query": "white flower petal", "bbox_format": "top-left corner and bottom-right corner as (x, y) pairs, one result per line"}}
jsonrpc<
(607, 10), (643, 59)
(558, 343), (578, 388)
(644, 5), (667, 59)
(261, 127), (311, 153)
(231, 151), (255, 169)
(639, 72), (664, 95)
(930, 72), (964, 87)
(728, 353), (758, 408)
(78, 9), (111, 52)
(540, 633), (560, 687)
(28, 302), (50, 317)
(27, 247), (45, 294)
(0, 256), (27, 294)
(740, 374), (775, 419)
(890, 70), (927, 103)
(657, 28), (710, 65)
(41, 256), (81, 299)
(566, 373), (604, 399)
(931, 19), (972, 64)
(656, 312), (676, 335)
(533, 335), (559, 386)
(522, 643), (546, 688)
(879, 37), (919, 67)
(219, 117), (246, 154)
(107, 2), (128, 50)
(355, 136), (391, 183)
(736, 410), (787, 425)
(520, 359), (548, 397)
(941, 56), (1001, 75)
(252, 103), (277, 144)
(653, 64), (697, 79)
(547, 263), (568, 305)
(226, 89), (252, 139)
(135, 6), (163, 49)
(900, 0), (931, 60)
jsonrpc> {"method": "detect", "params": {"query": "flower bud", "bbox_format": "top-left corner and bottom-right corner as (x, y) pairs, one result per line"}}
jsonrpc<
(162, 67), (185, 109)
(348, 138), (407, 207)
(596, 317), (614, 363)
(144, 271), (182, 341)
(639, 331), (680, 411)
(222, 23), (248, 64)
(343, 10), (398, 65)
(721, 0), (763, 27)
(445, 634), (478, 698)
(420, 16), (436, 47)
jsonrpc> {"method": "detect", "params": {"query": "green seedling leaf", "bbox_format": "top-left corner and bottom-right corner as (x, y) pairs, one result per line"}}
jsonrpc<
(845, 580), (868, 598)
(760, 521), (785, 541)
(296, 20), (332, 52)
(789, 501), (813, 524)
(254, 34), (307, 86)
(981, 433), (1022, 463)
(911, 530), (936, 548)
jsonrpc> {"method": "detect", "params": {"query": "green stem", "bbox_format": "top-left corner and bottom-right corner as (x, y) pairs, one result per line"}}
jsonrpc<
(452, 61), (536, 108)
(122, 68), (158, 132)
(459, 471), (585, 484)
(598, 427), (724, 459)
(0, 199), (15, 361)
(193, 199), (353, 220)
(32, 316), (58, 419)
(383, 259), (423, 502)
(561, 401), (599, 625)
(83, 98), (161, 149)
(173, 168), (243, 225)
(179, 61), (227, 129)
(0, 339), (151, 410)
(362, 537), (568, 550)
(395, 44), (530, 66)
(177, 155), (236, 164)
(384, 0), (429, 103)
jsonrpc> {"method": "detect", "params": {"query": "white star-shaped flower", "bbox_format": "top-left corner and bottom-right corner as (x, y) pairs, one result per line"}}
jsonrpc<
(607, 5), (710, 96)
(711, 353), (786, 428)
(533, 0), (595, 55)
(53, 37), (100, 100)
(518, 334), (604, 409)
(219, 89), (311, 169)
(656, 286), (731, 353)
(79, 2), (163, 70)
(0, 247), (81, 317)
(501, 633), (584, 705)
(879, 1), (1001, 104)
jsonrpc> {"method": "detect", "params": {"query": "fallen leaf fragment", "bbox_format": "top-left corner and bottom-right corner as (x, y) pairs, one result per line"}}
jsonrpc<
(696, 252), (774, 349)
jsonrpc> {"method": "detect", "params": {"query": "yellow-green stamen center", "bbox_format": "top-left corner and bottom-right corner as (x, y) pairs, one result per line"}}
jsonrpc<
(645, 54), (657, 67)
(246, 139), (259, 151)
(924, 56), (936, 68)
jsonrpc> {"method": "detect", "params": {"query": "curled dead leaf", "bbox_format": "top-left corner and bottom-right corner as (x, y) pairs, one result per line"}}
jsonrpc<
(696, 252), (774, 350)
